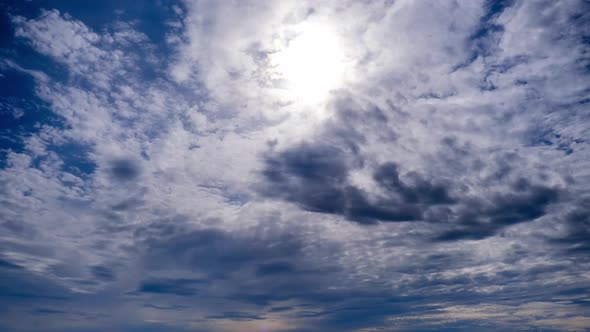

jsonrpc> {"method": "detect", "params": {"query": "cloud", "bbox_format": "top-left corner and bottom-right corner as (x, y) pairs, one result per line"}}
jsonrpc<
(109, 158), (142, 181)
(255, 262), (295, 276)
(137, 278), (204, 296)
(260, 101), (561, 240)
(0, 0), (589, 331)
(89, 265), (115, 281)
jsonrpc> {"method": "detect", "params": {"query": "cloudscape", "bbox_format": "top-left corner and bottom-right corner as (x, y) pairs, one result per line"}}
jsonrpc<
(0, 1), (589, 331)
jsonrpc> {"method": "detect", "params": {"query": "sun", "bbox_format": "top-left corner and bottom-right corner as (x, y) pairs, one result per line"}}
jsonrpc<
(269, 21), (348, 104)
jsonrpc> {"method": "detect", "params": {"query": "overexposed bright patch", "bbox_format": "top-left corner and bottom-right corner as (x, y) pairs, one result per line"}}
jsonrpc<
(270, 22), (348, 103)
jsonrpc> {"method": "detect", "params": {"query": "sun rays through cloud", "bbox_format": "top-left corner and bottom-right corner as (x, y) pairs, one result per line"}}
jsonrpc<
(269, 20), (349, 104)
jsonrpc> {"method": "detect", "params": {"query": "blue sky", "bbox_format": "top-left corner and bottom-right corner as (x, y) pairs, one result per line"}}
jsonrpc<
(0, 1), (589, 331)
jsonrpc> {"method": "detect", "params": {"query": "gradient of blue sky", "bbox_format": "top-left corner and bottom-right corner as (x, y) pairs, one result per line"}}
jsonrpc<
(0, 1), (589, 331)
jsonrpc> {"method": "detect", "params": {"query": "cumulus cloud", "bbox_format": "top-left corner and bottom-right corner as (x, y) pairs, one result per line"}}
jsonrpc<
(0, 0), (588, 331)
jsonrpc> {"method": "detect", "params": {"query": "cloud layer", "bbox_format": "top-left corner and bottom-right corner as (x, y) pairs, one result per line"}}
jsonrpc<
(0, 0), (589, 331)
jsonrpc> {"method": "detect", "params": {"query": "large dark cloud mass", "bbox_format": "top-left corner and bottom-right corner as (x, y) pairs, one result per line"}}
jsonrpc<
(260, 103), (561, 242)
(0, 0), (589, 331)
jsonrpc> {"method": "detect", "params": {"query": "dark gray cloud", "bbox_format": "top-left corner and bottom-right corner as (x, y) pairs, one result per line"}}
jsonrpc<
(89, 265), (115, 281)
(432, 179), (560, 241)
(109, 158), (141, 181)
(0, 258), (22, 270)
(260, 104), (561, 241)
(549, 203), (590, 256)
(255, 261), (295, 276)
(373, 162), (455, 205)
(143, 227), (303, 278)
(137, 278), (204, 296)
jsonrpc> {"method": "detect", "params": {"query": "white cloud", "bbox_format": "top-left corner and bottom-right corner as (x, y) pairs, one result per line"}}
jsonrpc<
(1, 1), (589, 330)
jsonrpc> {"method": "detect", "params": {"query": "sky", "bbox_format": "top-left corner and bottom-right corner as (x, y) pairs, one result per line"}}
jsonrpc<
(0, 0), (589, 331)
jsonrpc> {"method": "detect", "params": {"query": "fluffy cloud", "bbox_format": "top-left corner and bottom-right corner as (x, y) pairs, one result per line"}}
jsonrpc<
(0, 1), (588, 331)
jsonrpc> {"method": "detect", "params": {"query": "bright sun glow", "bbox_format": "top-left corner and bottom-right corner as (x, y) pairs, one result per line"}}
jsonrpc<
(270, 23), (348, 103)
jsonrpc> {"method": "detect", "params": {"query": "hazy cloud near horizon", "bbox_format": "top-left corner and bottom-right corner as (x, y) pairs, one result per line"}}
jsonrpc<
(0, 0), (589, 331)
